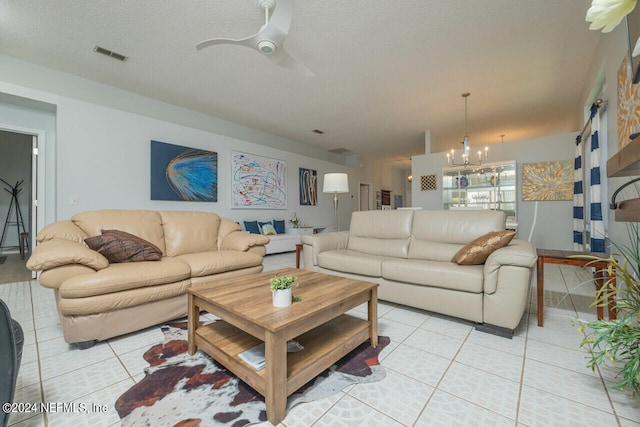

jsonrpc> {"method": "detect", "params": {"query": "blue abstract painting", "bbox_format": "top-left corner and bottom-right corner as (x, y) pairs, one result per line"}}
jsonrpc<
(150, 140), (217, 202)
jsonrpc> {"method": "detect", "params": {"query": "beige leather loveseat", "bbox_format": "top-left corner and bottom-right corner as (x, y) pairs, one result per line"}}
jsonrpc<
(301, 210), (537, 337)
(27, 210), (269, 347)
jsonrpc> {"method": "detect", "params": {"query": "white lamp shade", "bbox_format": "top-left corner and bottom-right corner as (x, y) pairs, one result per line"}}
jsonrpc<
(323, 173), (349, 193)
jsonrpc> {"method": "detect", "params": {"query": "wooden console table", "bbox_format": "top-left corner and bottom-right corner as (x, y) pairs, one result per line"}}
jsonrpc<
(536, 249), (616, 327)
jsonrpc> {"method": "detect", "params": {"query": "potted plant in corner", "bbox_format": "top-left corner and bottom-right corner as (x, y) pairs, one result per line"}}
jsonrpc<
(574, 223), (640, 394)
(270, 274), (298, 307)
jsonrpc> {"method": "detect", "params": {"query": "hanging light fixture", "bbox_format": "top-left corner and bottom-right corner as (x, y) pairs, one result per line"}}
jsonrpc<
(446, 93), (488, 166)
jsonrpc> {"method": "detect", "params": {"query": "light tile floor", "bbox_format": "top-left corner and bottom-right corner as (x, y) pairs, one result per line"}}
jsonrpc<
(2, 252), (639, 426)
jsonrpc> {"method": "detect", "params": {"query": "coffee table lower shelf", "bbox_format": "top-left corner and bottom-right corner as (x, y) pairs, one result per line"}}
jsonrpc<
(193, 313), (371, 398)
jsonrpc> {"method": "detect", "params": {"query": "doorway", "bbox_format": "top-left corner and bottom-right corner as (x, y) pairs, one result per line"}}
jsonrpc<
(359, 182), (372, 211)
(0, 128), (39, 283)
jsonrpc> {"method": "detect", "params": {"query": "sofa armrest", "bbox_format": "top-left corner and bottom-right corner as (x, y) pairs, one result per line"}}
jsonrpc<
(26, 239), (109, 272)
(301, 231), (349, 267)
(220, 230), (270, 252)
(483, 239), (537, 294)
(36, 220), (88, 244)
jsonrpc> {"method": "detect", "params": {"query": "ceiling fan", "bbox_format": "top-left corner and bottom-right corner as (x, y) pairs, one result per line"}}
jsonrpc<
(196, 0), (313, 76)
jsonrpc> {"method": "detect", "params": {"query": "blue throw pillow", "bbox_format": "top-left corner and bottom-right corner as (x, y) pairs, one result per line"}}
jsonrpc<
(273, 219), (285, 234)
(244, 221), (261, 234)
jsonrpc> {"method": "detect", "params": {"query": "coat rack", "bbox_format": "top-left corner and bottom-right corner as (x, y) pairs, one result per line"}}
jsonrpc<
(0, 179), (28, 254)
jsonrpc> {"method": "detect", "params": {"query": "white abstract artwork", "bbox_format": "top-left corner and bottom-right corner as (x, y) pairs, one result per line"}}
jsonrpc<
(231, 151), (287, 209)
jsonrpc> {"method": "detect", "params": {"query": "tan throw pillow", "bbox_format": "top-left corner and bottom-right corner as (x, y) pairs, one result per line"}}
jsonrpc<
(452, 230), (516, 265)
(85, 229), (162, 263)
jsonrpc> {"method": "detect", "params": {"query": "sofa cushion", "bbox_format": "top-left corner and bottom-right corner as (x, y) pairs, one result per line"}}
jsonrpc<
(347, 210), (413, 258)
(350, 210), (414, 239)
(176, 250), (264, 277)
(258, 221), (272, 232)
(261, 223), (277, 235)
(59, 257), (192, 298)
(410, 210), (506, 245)
(160, 211), (220, 257)
(317, 249), (384, 277)
(73, 210), (166, 254)
(407, 241), (466, 262)
(84, 230), (163, 263)
(265, 234), (298, 254)
(244, 221), (261, 234)
(273, 219), (285, 234)
(382, 258), (484, 293)
(57, 280), (191, 316)
(452, 230), (516, 265)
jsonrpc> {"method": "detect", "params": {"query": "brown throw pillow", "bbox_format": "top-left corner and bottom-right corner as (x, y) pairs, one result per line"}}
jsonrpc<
(84, 229), (162, 263)
(452, 230), (516, 265)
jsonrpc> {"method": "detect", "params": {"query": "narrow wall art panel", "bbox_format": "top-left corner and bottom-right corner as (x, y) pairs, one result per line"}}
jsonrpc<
(231, 151), (287, 209)
(150, 140), (217, 202)
(299, 168), (317, 206)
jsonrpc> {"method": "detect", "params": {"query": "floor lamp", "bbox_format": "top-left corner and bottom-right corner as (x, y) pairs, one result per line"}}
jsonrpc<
(323, 173), (349, 231)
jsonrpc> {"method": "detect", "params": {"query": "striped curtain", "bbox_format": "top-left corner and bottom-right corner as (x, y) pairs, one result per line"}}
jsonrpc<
(589, 104), (605, 253)
(573, 135), (584, 250)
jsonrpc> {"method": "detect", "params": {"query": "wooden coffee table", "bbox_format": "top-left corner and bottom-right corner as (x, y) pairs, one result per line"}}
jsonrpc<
(187, 268), (378, 425)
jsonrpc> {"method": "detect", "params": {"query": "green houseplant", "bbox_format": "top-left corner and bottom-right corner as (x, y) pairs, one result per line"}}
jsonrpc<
(270, 274), (298, 307)
(574, 223), (640, 394)
(289, 213), (301, 229)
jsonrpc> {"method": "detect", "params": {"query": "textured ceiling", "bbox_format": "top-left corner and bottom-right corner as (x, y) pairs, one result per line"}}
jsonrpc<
(0, 0), (601, 165)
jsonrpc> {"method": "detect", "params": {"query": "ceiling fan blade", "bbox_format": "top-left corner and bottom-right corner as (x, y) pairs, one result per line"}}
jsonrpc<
(267, 0), (294, 38)
(196, 32), (260, 51)
(269, 47), (313, 76)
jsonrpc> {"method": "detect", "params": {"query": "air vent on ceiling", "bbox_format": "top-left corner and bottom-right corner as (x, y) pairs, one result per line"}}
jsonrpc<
(93, 45), (128, 62)
(328, 148), (352, 155)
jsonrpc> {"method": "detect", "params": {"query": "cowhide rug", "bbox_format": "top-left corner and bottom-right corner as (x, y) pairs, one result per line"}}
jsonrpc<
(115, 322), (389, 426)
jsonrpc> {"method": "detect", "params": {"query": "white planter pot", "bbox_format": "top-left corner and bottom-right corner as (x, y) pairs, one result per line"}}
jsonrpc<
(272, 288), (292, 307)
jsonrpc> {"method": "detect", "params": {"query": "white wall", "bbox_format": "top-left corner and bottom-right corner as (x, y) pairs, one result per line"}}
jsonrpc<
(411, 132), (577, 250)
(0, 55), (357, 233)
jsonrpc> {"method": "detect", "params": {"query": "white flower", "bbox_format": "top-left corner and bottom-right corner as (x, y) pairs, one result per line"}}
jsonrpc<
(634, 36), (640, 56)
(586, 0), (637, 33)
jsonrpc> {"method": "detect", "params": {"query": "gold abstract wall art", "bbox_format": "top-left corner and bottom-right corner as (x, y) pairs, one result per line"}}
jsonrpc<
(522, 160), (573, 201)
(617, 54), (640, 150)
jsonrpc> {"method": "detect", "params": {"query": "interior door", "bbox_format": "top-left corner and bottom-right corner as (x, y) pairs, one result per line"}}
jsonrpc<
(359, 183), (370, 211)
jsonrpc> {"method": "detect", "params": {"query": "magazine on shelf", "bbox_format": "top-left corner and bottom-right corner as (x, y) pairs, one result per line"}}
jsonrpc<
(238, 340), (305, 370)
(238, 343), (266, 370)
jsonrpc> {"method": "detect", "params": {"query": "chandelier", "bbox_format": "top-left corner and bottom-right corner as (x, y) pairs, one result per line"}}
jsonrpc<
(446, 93), (488, 166)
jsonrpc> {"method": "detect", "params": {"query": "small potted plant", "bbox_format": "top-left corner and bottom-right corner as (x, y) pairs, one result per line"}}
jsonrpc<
(270, 274), (298, 307)
(289, 213), (301, 229)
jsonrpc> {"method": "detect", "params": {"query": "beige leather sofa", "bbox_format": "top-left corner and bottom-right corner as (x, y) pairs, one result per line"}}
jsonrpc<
(301, 210), (537, 337)
(27, 210), (269, 347)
